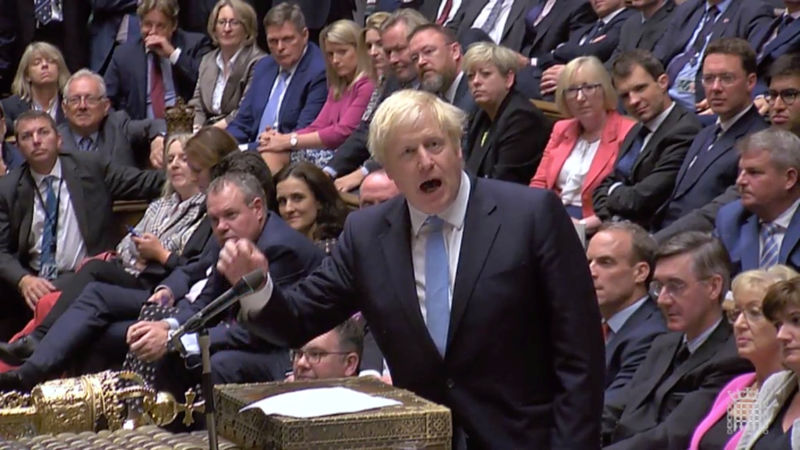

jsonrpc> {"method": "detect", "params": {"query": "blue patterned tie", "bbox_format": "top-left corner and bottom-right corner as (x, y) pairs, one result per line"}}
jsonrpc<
(78, 136), (93, 152)
(760, 222), (780, 268)
(481, 0), (508, 33)
(34, 0), (60, 25)
(615, 126), (650, 179)
(39, 176), (58, 280)
(425, 216), (450, 356)
(258, 71), (289, 133)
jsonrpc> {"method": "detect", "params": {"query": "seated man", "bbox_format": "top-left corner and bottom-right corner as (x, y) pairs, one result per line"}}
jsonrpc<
(593, 49), (700, 228)
(225, 2), (327, 150)
(655, 38), (768, 230)
(655, 52), (800, 241)
(716, 128), (800, 274)
(0, 110), (163, 341)
(602, 232), (752, 449)
(104, 0), (211, 120)
(59, 69), (166, 168)
(521, 0), (597, 64)
(0, 172), (323, 391)
(290, 316), (363, 381)
(607, 0), (677, 65)
(446, 0), (535, 52)
(586, 221), (667, 406)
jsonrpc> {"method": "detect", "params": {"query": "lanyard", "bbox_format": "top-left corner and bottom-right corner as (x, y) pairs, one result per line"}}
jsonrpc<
(31, 174), (63, 255)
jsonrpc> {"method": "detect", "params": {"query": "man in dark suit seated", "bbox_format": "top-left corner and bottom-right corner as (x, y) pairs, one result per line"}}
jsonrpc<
(655, 38), (768, 230)
(104, 0), (212, 120)
(716, 128), (800, 274)
(602, 232), (753, 449)
(447, 0), (535, 52)
(653, 0), (773, 114)
(225, 2), (327, 151)
(216, 90), (605, 449)
(656, 53), (800, 241)
(58, 70), (166, 168)
(607, 0), (677, 65)
(586, 221), (667, 407)
(752, 0), (800, 112)
(521, 0), (597, 64)
(593, 50), (700, 228)
(321, 9), (429, 190)
(0, 110), (164, 341)
(290, 316), (364, 381)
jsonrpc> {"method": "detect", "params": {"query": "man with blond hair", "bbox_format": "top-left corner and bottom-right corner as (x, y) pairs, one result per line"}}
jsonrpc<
(216, 89), (604, 448)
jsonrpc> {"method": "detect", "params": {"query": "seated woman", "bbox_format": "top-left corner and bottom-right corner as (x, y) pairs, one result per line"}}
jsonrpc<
(274, 161), (350, 254)
(188, 0), (264, 130)
(689, 266), (796, 450)
(0, 127), (238, 364)
(462, 41), (550, 184)
(1, 42), (70, 133)
(529, 56), (635, 234)
(259, 19), (375, 173)
(738, 276), (800, 449)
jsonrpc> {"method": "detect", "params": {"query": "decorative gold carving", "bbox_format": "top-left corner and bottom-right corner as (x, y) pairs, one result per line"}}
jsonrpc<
(164, 98), (195, 135)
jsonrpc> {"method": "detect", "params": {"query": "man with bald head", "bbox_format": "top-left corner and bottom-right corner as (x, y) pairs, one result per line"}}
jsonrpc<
(359, 170), (399, 208)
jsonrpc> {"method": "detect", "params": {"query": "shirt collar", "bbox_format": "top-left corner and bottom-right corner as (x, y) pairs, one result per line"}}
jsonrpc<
(766, 197), (800, 230)
(215, 46), (244, 72)
(716, 104), (754, 133)
(280, 45), (308, 77)
(601, 8), (627, 25)
(644, 101), (675, 134)
(606, 296), (649, 334)
(444, 71), (464, 104)
(683, 317), (722, 354)
(788, 10), (800, 20)
(30, 157), (62, 185)
(409, 171), (471, 236)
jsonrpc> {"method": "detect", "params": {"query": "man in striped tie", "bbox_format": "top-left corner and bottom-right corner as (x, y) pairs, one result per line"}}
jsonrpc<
(715, 128), (800, 275)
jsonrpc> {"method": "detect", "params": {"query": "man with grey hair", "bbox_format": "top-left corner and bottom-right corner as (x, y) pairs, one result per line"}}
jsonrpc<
(59, 69), (166, 167)
(716, 128), (800, 274)
(216, 89), (604, 448)
(602, 231), (752, 449)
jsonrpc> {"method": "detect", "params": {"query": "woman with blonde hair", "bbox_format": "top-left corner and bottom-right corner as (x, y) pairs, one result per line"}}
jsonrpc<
(529, 56), (635, 233)
(1, 42), (70, 131)
(259, 19), (375, 173)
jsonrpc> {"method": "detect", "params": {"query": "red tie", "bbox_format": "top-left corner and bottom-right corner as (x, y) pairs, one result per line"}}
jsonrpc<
(602, 322), (610, 342)
(437, 0), (453, 25)
(150, 54), (166, 119)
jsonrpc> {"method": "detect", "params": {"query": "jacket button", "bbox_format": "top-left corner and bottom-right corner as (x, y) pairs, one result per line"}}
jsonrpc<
(446, 378), (455, 389)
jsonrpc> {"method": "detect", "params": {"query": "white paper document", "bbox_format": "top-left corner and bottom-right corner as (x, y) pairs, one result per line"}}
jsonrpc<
(240, 386), (402, 418)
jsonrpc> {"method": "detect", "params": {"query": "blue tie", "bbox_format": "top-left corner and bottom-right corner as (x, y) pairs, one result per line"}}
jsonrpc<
(39, 176), (58, 280)
(425, 216), (450, 356)
(481, 0), (507, 33)
(78, 136), (93, 152)
(666, 6), (719, 85)
(615, 126), (650, 179)
(525, 2), (545, 30)
(760, 222), (780, 268)
(258, 71), (289, 133)
(34, 0), (60, 26)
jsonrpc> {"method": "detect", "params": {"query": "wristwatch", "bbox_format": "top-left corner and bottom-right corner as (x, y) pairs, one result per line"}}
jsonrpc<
(290, 133), (298, 149)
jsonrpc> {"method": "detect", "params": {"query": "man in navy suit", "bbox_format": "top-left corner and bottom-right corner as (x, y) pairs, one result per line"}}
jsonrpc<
(447, 0), (538, 52)
(521, 0), (597, 63)
(716, 128), (800, 274)
(217, 90), (605, 448)
(226, 2), (327, 151)
(653, 0), (773, 112)
(586, 221), (667, 407)
(656, 38), (768, 229)
(607, 0), (677, 65)
(752, 0), (800, 109)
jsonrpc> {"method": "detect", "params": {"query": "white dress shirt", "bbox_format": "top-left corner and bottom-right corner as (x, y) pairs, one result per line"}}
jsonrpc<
(212, 47), (243, 114)
(472, 0), (515, 44)
(557, 137), (601, 207)
(28, 159), (87, 274)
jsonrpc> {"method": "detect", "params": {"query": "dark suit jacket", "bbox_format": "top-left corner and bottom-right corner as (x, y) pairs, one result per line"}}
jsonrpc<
(57, 110), (166, 167)
(593, 104), (701, 228)
(464, 89), (550, 184)
(13, 0), (91, 73)
(716, 200), (800, 274)
(89, 0), (139, 73)
(1, 95), (66, 134)
(451, 73), (478, 118)
(174, 212), (324, 352)
(604, 297), (667, 408)
(523, 0), (597, 59)
(753, 14), (800, 95)
(537, 8), (635, 69)
(189, 44), (266, 127)
(1, 142), (23, 171)
(243, 178), (605, 448)
(226, 43), (327, 147)
(448, 0), (535, 52)
(602, 320), (752, 449)
(0, 0), (17, 93)
(104, 29), (212, 120)
(0, 152), (164, 289)
(608, 0), (676, 64)
(653, 0), (774, 102)
(654, 184), (740, 243)
(659, 106), (768, 229)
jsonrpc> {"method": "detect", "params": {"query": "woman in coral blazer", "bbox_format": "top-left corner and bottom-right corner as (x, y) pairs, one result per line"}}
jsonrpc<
(529, 56), (635, 233)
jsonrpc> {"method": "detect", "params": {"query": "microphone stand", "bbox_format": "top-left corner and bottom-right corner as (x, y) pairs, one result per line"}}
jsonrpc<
(198, 328), (218, 450)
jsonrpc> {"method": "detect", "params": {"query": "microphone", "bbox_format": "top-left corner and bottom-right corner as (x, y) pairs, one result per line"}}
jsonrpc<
(170, 269), (266, 348)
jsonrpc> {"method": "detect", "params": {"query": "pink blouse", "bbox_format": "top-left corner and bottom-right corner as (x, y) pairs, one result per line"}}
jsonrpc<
(297, 75), (375, 149)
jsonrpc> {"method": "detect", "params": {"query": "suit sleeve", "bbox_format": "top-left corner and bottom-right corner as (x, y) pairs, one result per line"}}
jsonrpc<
(654, 184), (740, 243)
(298, 78), (375, 149)
(0, 184), (30, 288)
(490, 108), (550, 184)
(102, 157), (165, 200)
(327, 120), (371, 176)
(173, 34), (212, 100)
(225, 74), (260, 145)
(604, 326), (666, 408)
(294, 68), (329, 130)
(533, 190), (605, 448)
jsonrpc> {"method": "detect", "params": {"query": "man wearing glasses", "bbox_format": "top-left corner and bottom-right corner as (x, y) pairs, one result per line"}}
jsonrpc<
(57, 70), (166, 168)
(654, 37), (768, 230)
(602, 231), (752, 449)
(715, 128), (800, 274)
(290, 317), (363, 381)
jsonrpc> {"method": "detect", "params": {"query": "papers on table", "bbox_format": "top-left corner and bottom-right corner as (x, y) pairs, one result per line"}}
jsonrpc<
(240, 386), (402, 418)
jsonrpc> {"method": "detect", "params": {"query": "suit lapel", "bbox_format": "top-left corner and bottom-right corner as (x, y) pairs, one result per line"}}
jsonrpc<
(739, 214), (760, 272)
(449, 179), (500, 345)
(16, 170), (35, 254)
(549, 120), (580, 188)
(500, 0), (528, 41)
(631, 107), (680, 176)
(582, 115), (622, 191)
(629, 333), (681, 409)
(222, 46), (255, 110)
(201, 51), (220, 113)
(781, 206), (800, 264)
(58, 156), (91, 242)
(762, 18), (800, 59)
(378, 199), (442, 358)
